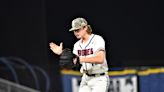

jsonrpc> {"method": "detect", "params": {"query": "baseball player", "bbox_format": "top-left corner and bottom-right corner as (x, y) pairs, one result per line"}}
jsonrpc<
(50, 17), (109, 92)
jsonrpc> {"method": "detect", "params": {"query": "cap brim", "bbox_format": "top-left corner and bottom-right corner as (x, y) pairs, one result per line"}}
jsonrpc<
(69, 24), (88, 31)
(69, 27), (80, 31)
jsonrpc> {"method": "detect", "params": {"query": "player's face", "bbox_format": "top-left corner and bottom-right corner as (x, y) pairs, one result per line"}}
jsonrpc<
(73, 26), (87, 39)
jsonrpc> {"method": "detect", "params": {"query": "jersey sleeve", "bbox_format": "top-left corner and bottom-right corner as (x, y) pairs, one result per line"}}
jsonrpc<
(94, 35), (105, 53)
(73, 43), (78, 56)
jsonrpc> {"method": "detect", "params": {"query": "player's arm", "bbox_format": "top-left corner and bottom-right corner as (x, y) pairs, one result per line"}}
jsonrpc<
(80, 50), (105, 64)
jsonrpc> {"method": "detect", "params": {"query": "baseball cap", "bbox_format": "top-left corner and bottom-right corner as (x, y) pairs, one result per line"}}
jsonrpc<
(69, 17), (88, 31)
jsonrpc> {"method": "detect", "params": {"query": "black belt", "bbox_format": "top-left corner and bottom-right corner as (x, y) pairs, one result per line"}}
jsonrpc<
(85, 73), (105, 77)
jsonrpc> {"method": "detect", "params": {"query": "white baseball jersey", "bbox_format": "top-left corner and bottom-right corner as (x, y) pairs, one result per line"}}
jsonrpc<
(73, 34), (108, 74)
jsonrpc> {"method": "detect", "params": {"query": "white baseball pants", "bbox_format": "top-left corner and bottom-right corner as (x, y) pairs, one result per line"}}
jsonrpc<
(79, 74), (109, 92)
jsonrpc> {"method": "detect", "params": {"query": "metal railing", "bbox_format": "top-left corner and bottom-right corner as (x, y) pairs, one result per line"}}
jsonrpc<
(0, 57), (51, 92)
(0, 78), (40, 92)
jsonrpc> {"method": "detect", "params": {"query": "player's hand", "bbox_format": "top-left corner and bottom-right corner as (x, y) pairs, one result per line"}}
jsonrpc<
(49, 42), (63, 55)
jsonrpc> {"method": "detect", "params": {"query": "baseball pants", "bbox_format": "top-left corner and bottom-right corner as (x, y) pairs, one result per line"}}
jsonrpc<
(79, 73), (109, 92)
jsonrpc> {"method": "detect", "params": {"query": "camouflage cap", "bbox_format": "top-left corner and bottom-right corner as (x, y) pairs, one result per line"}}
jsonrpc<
(69, 17), (88, 31)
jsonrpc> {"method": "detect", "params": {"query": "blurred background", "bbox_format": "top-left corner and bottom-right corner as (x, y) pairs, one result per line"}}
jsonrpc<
(0, 0), (164, 92)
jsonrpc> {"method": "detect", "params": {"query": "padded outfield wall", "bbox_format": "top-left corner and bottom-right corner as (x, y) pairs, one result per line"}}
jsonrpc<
(61, 67), (164, 92)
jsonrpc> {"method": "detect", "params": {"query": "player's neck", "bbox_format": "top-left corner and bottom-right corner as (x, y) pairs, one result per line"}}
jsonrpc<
(82, 33), (92, 43)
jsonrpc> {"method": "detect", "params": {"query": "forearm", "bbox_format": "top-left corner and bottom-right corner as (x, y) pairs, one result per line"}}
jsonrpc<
(80, 56), (104, 64)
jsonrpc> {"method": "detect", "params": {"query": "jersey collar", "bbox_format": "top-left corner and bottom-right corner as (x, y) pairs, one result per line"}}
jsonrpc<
(79, 34), (95, 49)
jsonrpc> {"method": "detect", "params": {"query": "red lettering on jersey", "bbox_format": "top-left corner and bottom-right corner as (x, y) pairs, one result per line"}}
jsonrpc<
(90, 48), (93, 54)
(78, 50), (81, 56)
(86, 49), (89, 55)
(77, 48), (93, 56)
(82, 50), (85, 56)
